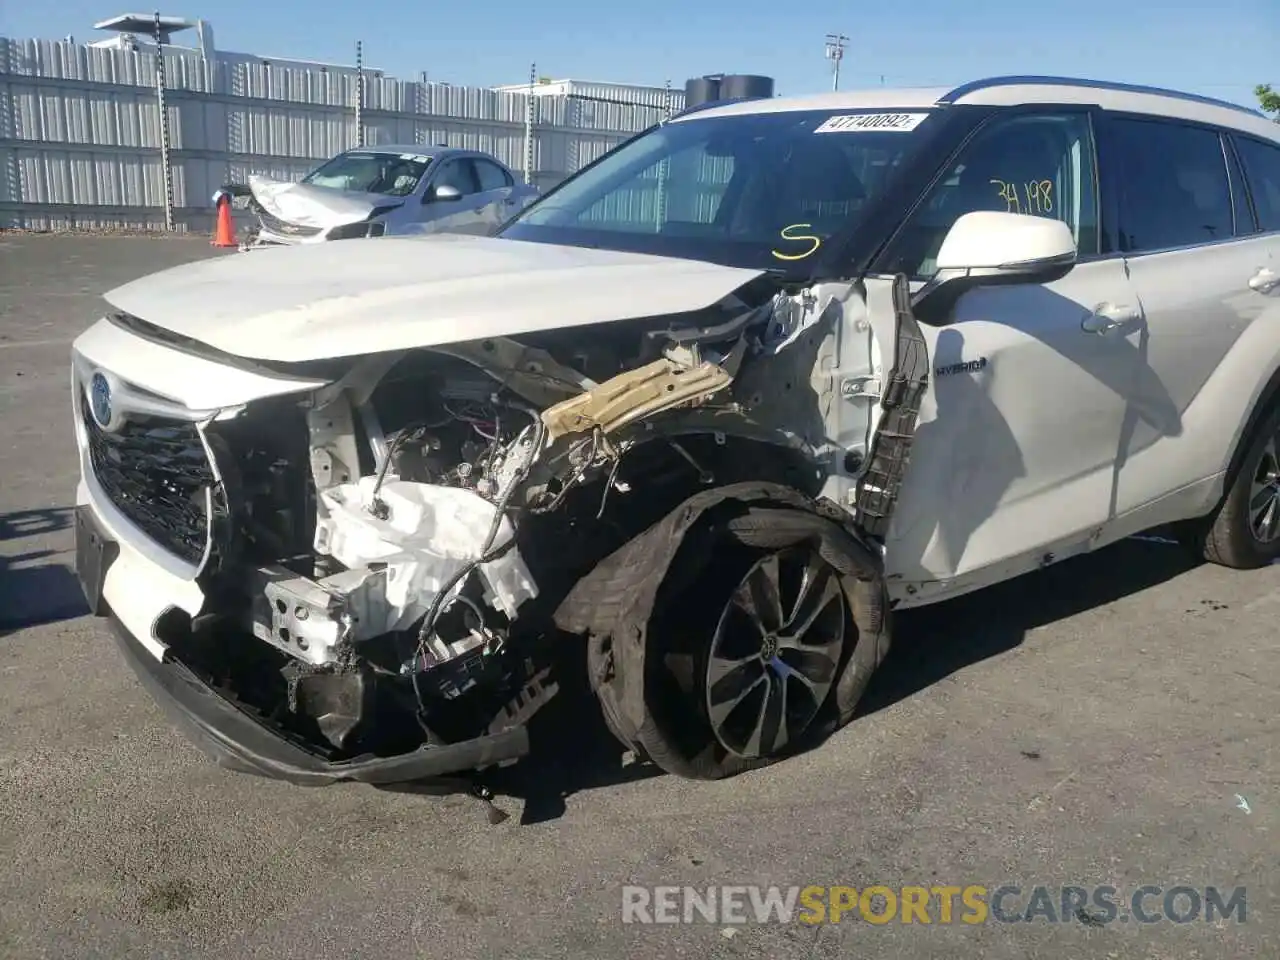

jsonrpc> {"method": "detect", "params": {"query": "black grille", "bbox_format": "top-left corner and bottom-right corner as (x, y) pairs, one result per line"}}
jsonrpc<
(254, 205), (323, 238)
(81, 394), (215, 567)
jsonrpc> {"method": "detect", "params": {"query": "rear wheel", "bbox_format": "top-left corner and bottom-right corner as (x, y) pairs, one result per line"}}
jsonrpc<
(1192, 403), (1280, 568)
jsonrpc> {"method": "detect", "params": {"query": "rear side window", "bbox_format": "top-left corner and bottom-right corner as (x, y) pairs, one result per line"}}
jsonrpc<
(1235, 136), (1280, 232)
(1108, 118), (1233, 252)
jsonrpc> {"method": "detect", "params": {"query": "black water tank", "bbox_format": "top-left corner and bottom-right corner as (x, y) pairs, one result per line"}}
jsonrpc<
(719, 74), (774, 101)
(684, 75), (721, 108)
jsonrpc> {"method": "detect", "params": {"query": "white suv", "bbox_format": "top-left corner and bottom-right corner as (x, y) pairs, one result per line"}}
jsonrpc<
(71, 76), (1280, 785)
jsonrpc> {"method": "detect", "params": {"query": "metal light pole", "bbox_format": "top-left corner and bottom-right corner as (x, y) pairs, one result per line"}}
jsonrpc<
(824, 33), (848, 92)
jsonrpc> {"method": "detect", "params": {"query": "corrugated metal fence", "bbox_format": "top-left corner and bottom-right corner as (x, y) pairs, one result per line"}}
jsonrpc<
(0, 36), (681, 231)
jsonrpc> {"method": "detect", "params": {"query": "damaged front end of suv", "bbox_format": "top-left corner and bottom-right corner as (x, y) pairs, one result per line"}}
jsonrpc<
(71, 99), (957, 785)
(72, 253), (926, 786)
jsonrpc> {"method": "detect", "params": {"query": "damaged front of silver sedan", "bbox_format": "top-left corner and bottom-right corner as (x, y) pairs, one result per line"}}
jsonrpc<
(220, 147), (537, 249)
(71, 98), (979, 789)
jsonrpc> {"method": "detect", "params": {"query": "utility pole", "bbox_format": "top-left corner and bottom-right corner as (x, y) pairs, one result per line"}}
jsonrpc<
(523, 62), (536, 186)
(153, 11), (174, 231)
(824, 33), (848, 92)
(354, 40), (365, 147)
(655, 78), (672, 230)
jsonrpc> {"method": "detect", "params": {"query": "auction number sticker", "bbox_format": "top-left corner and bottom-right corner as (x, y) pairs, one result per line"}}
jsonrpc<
(814, 112), (929, 133)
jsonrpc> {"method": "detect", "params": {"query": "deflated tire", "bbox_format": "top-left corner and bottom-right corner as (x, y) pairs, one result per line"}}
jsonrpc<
(557, 482), (893, 780)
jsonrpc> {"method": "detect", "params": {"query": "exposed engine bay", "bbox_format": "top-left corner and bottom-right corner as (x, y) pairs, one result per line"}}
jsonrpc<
(164, 275), (924, 774)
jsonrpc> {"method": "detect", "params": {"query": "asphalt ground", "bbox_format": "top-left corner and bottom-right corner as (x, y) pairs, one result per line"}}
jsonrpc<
(0, 232), (1276, 959)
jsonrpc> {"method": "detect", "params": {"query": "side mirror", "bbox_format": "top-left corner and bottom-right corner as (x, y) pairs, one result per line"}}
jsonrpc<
(426, 183), (463, 203)
(914, 211), (1078, 324)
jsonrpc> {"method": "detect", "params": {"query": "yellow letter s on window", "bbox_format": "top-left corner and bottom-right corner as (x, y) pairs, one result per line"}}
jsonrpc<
(771, 224), (822, 261)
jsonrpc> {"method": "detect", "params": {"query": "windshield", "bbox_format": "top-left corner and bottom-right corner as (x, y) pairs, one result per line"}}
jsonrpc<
(500, 109), (937, 269)
(302, 151), (434, 197)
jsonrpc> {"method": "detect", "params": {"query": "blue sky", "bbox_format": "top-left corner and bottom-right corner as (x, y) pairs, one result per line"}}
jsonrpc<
(2, 0), (1274, 110)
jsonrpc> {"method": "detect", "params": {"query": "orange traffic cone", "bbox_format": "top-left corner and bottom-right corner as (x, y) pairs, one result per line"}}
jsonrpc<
(212, 193), (236, 248)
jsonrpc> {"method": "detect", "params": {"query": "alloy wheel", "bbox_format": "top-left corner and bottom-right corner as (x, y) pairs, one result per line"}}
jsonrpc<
(1248, 434), (1280, 543)
(704, 547), (847, 759)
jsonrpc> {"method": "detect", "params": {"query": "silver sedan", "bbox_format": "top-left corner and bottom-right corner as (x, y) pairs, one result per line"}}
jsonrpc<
(222, 146), (539, 248)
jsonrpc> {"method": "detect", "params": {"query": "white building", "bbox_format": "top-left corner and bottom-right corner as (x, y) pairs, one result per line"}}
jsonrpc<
(88, 12), (384, 80)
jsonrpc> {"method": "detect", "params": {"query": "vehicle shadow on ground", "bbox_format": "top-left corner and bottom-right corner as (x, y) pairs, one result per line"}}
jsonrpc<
(0, 507), (87, 636)
(422, 533), (1200, 826)
(856, 532), (1198, 717)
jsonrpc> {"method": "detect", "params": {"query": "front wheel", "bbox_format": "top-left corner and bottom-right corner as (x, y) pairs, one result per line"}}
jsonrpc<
(702, 547), (848, 761)
(571, 485), (893, 781)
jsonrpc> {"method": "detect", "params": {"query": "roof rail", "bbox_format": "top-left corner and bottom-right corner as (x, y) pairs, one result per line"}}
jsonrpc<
(939, 76), (1264, 118)
(667, 95), (765, 122)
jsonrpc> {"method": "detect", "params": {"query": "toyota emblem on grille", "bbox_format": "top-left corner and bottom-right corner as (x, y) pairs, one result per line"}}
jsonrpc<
(89, 372), (120, 432)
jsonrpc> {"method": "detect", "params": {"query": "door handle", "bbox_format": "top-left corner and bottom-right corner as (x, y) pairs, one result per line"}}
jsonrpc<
(1249, 267), (1280, 295)
(1082, 303), (1140, 334)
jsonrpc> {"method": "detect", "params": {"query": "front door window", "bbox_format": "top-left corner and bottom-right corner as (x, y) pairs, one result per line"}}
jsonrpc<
(879, 112), (1100, 278)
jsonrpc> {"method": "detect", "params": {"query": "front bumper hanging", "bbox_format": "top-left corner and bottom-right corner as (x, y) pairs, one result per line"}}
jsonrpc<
(76, 505), (530, 786)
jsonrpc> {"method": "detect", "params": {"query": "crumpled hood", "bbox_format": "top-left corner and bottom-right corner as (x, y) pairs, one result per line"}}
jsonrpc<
(103, 234), (767, 364)
(248, 173), (400, 229)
